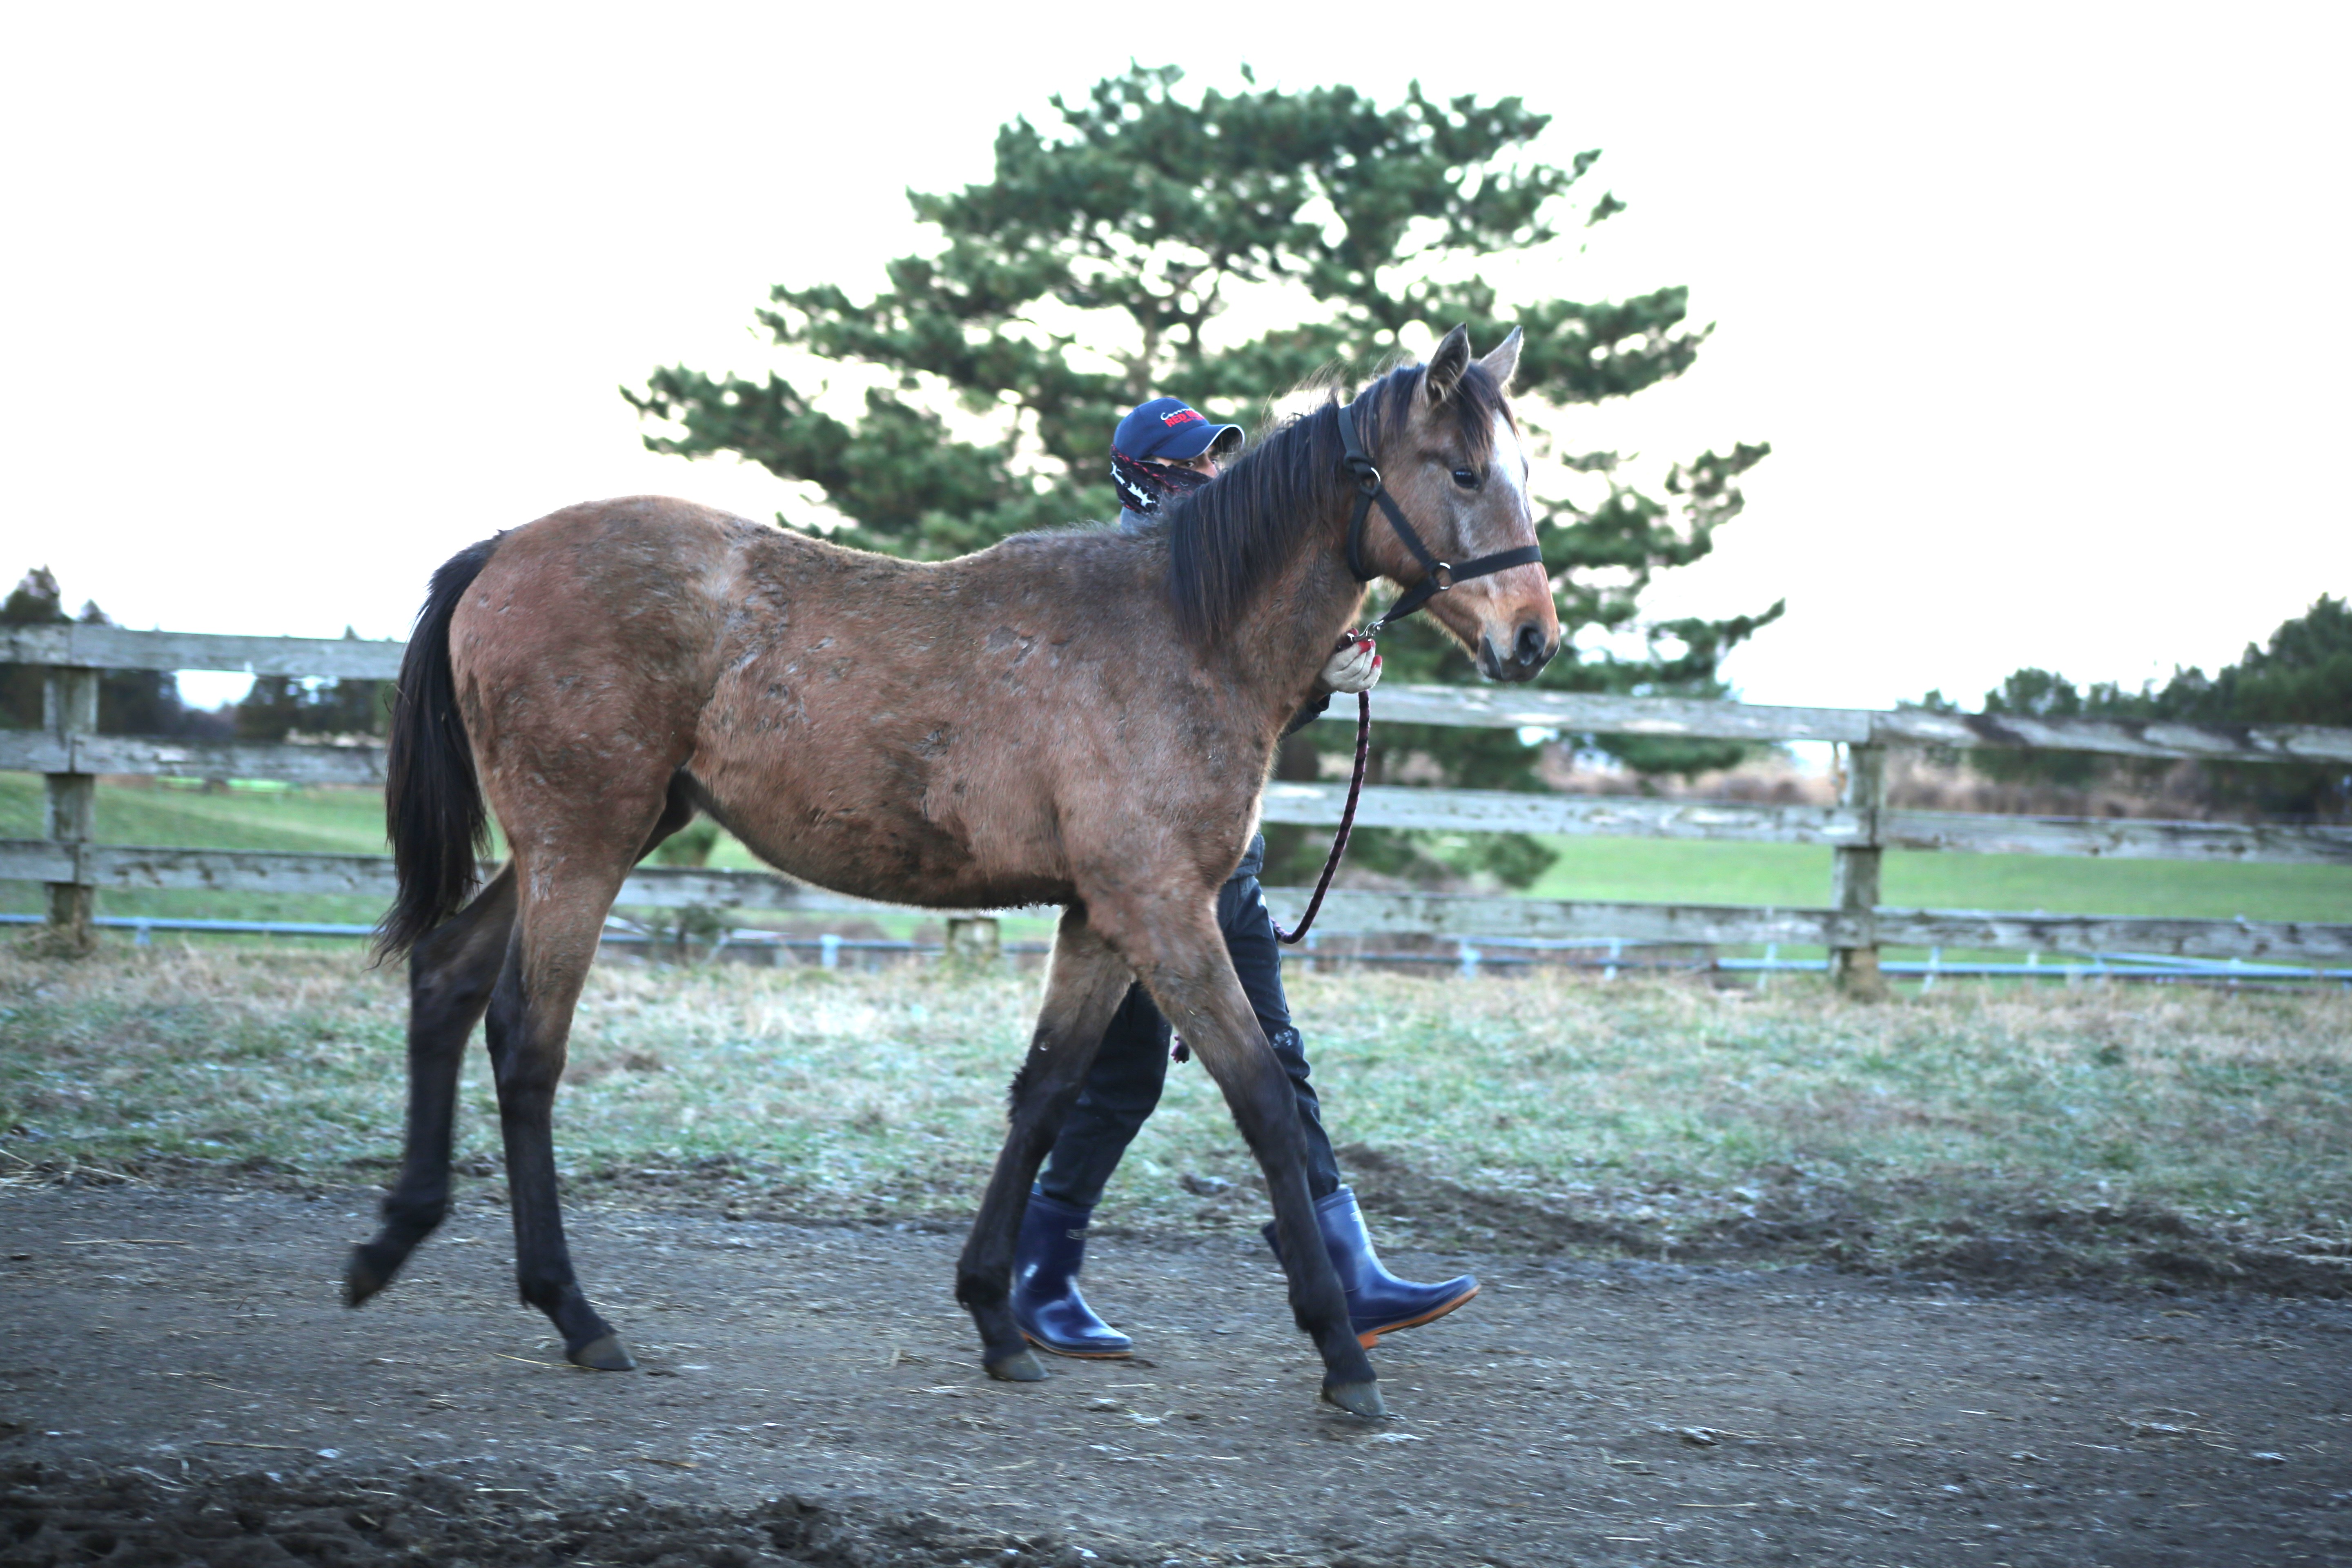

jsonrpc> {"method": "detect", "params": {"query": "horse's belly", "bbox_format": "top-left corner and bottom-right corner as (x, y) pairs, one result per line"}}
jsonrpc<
(686, 725), (1068, 911)
(721, 797), (1065, 909)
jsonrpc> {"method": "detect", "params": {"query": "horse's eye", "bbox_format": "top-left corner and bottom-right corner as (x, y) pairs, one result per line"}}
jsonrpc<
(1451, 467), (1481, 490)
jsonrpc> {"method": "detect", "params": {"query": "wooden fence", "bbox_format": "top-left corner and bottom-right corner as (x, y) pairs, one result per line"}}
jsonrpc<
(4, 623), (2349, 988)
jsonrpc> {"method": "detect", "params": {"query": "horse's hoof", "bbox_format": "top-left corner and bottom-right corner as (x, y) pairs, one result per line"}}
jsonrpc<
(567, 1334), (636, 1372)
(1321, 1380), (1386, 1419)
(343, 1250), (385, 1309)
(984, 1350), (1047, 1383)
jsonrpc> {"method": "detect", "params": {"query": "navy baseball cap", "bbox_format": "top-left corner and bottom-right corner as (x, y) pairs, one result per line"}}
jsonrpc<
(1113, 396), (1244, 462)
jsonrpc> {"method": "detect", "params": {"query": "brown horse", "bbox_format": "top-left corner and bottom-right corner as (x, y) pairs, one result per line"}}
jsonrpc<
(346, 325), (1557, 1417)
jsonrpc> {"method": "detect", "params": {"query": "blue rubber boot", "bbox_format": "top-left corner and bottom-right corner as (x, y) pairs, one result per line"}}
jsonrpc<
(1264, 1186), (1479, 1349)
(1010, 1189), (1133, 1358)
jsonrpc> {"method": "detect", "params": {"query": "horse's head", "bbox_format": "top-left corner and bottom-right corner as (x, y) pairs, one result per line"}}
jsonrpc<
(1359, 326), (1561, 682)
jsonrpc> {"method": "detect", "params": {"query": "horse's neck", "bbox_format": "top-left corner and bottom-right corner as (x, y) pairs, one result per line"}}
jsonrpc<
(1223, 532), (1367, 736)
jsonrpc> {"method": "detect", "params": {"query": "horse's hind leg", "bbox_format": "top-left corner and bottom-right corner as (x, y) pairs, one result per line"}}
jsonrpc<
(349, 774), (690, 1315)
(956, 907), (1134, 1383)
(347, 866), (518, 1309)
(485, 859), (640, 1370)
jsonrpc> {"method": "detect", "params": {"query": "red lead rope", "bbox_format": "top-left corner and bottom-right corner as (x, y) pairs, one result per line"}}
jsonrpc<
(1271, 683), (1373, 945)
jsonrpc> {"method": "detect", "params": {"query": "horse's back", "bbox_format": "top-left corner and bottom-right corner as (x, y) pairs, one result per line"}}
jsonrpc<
(447, 496), (1252, 912)
(685, 519), (1177, 908)
(452, 494), (931, 685)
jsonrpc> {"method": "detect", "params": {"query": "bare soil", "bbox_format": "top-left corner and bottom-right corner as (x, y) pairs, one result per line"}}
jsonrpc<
(3, 1184), (2350, 1566)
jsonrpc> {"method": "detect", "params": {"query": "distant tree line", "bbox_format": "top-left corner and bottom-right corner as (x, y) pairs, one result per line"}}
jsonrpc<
(229, 664), (392, 742)
(1, 567), (389, 742)
(1911, 596), (2351, 821)
(0, 567), (218, 736)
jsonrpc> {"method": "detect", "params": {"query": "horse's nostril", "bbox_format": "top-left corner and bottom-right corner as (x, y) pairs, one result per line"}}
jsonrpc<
(1515, 623), (1547, 666)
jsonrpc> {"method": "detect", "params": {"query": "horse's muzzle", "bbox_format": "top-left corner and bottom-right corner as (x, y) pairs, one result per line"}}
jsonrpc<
(1479, 621), (1557, 682)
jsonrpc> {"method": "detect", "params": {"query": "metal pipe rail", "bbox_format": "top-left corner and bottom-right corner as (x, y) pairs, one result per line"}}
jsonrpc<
(10, 914), (2339, 990)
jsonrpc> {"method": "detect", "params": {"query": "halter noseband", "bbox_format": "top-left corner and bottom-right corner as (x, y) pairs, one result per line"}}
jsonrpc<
(1336, 397), (1544, 634)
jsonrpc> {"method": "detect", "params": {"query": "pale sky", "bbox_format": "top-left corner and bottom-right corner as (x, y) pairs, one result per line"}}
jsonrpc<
(4, 3), (2344, 712)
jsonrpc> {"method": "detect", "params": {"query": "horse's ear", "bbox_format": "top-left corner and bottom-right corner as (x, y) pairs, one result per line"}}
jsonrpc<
(1423, 324), (1471, 407)
(1478, 326), (1523, 392)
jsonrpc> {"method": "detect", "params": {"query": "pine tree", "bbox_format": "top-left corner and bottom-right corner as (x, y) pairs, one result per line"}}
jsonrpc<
(630, 65), (1778, 886)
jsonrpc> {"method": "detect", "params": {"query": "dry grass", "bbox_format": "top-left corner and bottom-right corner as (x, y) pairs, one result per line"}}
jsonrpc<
(4, 942), (2350, 1284)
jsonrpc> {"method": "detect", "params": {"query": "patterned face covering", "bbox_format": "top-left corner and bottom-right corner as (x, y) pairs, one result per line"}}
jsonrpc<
(1110, 450), (1216, 515)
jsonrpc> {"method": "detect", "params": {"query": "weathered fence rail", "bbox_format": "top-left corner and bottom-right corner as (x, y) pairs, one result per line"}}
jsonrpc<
(0, 733), (388, 786)
(6, 627), (2349, 987)
(7, 842), (2344, 967)
(1258, 784), (2352, 864)
(10, 619), (2351, 764)
(1323, 684), (2352, 764)
(0, 624), (407, 682)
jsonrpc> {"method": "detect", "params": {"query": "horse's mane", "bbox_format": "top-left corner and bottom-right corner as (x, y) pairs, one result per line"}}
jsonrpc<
(1161, 358), (1512, 645)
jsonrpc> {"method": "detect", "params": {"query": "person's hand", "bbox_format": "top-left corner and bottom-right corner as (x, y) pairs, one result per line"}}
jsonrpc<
(1321, 633), (1381, 695)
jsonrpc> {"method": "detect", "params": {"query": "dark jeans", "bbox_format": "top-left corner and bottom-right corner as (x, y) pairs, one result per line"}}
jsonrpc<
(1037, 873), (1342, 1209)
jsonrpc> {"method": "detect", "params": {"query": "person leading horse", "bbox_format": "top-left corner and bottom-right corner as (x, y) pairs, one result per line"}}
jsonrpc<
(1008, 394), (1478, 1360)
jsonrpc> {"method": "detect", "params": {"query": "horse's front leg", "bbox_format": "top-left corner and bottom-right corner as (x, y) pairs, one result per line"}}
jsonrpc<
(957, 906), (1134, 1382)
(347, 867), (517, 1310)
(1120, 902), (1381, 1417)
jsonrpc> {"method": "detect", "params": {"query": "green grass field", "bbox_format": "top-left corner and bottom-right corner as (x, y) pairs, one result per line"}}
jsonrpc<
(0, 772), (391, 854)
(0, 774), (400, 927)
(5, 947), (2348, 1285)
(4, 772), (2345, 934)
(1528, 834), (2352, 923)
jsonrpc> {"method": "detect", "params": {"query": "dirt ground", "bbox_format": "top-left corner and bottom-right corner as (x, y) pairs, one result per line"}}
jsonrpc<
(3, 1185), (2350, 1567)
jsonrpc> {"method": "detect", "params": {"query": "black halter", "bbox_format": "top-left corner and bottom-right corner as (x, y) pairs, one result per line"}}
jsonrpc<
(1337, 398), (1544, 633)
(1262, 395), (1548, 949)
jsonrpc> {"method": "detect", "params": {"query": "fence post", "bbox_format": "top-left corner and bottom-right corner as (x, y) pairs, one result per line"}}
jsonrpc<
(1830, 742), (1888, 999)
(40, 666), (100, 956)
(945, 916), (1001, 964)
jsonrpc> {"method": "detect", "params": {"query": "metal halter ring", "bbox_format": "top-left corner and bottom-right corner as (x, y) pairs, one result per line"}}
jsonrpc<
(1430, 563), (1456, 590)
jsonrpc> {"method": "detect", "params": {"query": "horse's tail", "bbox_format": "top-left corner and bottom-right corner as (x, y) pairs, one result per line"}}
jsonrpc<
(374, 535), (501, 962)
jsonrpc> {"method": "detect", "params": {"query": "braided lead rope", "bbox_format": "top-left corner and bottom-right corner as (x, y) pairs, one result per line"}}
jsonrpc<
(1271, 685), (1372, 945)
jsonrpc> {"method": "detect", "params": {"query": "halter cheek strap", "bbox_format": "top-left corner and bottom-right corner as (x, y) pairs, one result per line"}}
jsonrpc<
(1269, 398), (1548, 949)
(1336, 400), (1544, 633)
